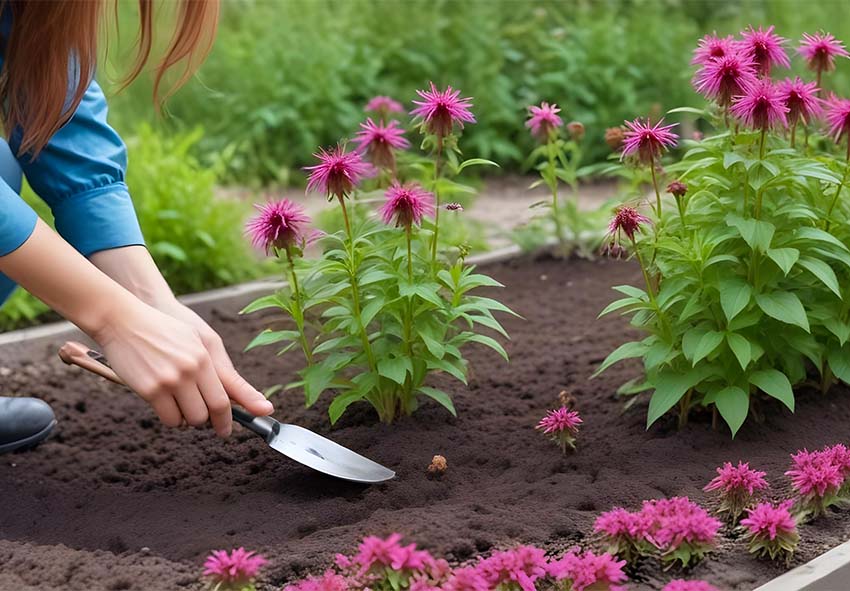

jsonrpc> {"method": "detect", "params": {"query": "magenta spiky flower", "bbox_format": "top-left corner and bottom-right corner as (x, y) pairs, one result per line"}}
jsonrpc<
(547, 549), (628, 591)
(621, 118), (678, 165)
(738, 25), (790, 76)
(365, 95), (405, 117)
(607, 206), (652, 242)
(594, 507), (653, 563)
(305, 144), (373, 199)
(786, 447), (847, 517)
(825, 443), (850, 478)
(741, 500), (799, 563)
(730, 78), (789, 130)
(203, 547), (268, 587)
(354, 118), (410, 170)
(535, 406), (582, 453)
(824, 94), (850, 144)
(476, 546), (548, 591)
(348, 533), (437, 577)
(411, 82), (476, 137)
(662, 581), (720, 591)
(777, 77), (822, 126)
(693, 53), (758, 107)
(642, 497), (721, 568)
(444, 567), (489, 591)
(379, 182), (435, 228)
(691, 33), (736, 66)
(245, 199), (312, 254)
(526, 102), (563, 141)
(798, 32), (850, 75)
(283, 570), (349, 591)
(704, 461), (769, 522)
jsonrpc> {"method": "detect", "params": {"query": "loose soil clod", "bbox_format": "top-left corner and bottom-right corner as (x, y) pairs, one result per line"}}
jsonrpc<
(427, 455), (448, 478)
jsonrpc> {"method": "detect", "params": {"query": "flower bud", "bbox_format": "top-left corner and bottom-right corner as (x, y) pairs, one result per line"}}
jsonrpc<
(567, 121), (585, 141)
(605, 126), (626, 151)
(667, 180), (688, 199)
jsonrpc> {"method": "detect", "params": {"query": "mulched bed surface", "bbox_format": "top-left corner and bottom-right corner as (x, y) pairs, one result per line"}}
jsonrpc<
(2, 255), (849, 591)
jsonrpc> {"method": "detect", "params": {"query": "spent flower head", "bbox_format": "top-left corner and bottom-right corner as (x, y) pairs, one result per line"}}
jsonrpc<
(662, 581), (720, 591)
(704, 461), (769, 522)
(567, 121), (586, 141)
(607, 206), (652, 242)
(354, 118), (410, 170)
(730, 78), (789, 130)
(536, 406), (582, 453)
(547, 549), (628, 591)
(379, 182), (436, 228)
(203, 548), (267, 589)
(738, 25), (790, 76)
(245, 199), (312, 254)
(526, 102), (563, 141)
(741, 500), (799, 563)
(305, 144), (373, 199)
(691, 33), (737, 66)
(621, 118), (678, 165)
(693, 53), (758, 107)
(777, 77), (822, 126)
(411, 82), (476, 137)
(667, 180), (688, 199)
(605, 126), (626, 152)
(798, 32), (850, 74)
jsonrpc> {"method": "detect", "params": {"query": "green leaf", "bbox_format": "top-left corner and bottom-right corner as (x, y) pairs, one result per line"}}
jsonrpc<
(463, 333), (509, 360)
(692, 330), (724, 365)
(726, 333), (752, 370)
(417, 387), (457, 416)
(244, 329), (300, 352)
(828, 346), (850, 384)
(726, 214), (774, 252)
(749, 369), (795, 411)
(719, 279), (752, 323)
(767, 247), (800, 275)
(240, 294), (284, 314)
(792, 227), (850, 252)
(592, 341), (646, 377)
(456, 158), (499, 173)
(647, 368), (706, 428)
(797, 257), (842, 298)
(377, 356), (411, 385)
(303, 363), (337, 406)
(714, 386), (749, 437)
(328, 390), (365, 424)
(598, 297), (642, 317)
(756, 292), (810, 332)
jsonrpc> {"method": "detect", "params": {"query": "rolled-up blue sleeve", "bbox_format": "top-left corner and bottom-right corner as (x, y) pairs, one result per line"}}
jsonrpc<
(10, 78), (145, 257)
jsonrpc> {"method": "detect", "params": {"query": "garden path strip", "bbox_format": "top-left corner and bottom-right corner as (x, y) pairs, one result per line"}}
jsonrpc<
(2, 255), (850, 590)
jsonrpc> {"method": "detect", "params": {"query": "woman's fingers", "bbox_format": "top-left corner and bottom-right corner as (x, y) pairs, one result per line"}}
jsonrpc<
(195, 359), (233, 437)
(174, 384), (209, 428)
(149, 395), (183, 428)
(205, 335), (274, 416)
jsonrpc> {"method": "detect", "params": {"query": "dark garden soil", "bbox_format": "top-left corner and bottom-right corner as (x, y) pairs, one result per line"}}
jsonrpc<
(2, 255), (850, 591)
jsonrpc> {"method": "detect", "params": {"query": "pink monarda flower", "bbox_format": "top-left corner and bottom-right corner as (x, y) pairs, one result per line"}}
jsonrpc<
(593, 508), (653, 563)
(730, 78), (789, 130)
(643, 497), (721, 568)
(547, 549), (628, 591)
(203, 547), (268, 588)
(785, 447), (847, 517)
(379, 182), (436, 228)
(798, 32), (850, 75)
(245, 199), (312, 254)
(825, 443), (850, 479)
(535, 406), (582, 454)
(824, 94), (850, 144)
(365, 95), (405, 117)
(607, 206), (652, 243)
(283, 570), (349, 591)
(740, 500), (800, 564)
(693, 53), (758, 107)
(691, 33), (736, 66)
(738, 25), (790, 76)
(354, 118), (410, 170)
(621, 118), (678, 166)
(703, 461), (769, 522)
(476, 545), (548, 591)
(443, 566), (490, 591)
(305, 144), (373, 199)
(349, 533), (436, 576)
(526, 102), (563, 141)
(777, 77), (822, 126)
(411, 82), (476, 137)
(662, 581), (720, 591)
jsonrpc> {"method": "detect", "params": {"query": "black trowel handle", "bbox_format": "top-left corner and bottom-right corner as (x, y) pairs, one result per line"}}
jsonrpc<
(60, 340), (273, 438)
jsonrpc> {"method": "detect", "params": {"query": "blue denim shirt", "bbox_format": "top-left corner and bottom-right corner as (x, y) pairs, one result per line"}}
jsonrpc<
(0, 11), (145, 306)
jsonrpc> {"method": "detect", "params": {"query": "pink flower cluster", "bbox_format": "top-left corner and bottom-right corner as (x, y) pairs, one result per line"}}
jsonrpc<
(283, 535), (627, 591)
(703, 461), (769, 521)
(594, 498), (720, 567)
(535, 406), (582, 453)
(203, 547), (268, 588)
(785, 444), (850, 517)
(740, 500), (800, 563)
(662, 581), (720, 591)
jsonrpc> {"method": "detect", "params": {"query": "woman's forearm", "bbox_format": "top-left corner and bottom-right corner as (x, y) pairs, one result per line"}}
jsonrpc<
(0, 219), (138, 337)
(90, 245), (176, 307)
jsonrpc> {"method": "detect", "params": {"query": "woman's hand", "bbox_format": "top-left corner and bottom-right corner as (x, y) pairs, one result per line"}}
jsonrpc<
(93, 299), (273, 437)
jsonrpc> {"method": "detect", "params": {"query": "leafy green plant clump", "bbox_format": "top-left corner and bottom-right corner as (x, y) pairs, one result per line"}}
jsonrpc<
(597, 27), (850, 436)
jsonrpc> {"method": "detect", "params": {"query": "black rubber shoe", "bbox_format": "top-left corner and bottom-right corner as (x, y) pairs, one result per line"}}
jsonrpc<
(0, 397), (57, 454)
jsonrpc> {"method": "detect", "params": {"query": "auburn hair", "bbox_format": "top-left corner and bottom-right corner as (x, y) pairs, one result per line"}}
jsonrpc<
(0, 0), (219, 156)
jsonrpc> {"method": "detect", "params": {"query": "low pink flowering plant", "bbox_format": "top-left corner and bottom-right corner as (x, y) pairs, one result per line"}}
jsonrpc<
(593, 507), (654, 563)
(333, 534), (448, 591)
(643, 497), (721, 568)
(243, 85), (511, 425)
(740, 500), (799, 564)
(203, 547), (267, 591)
(535, 406), (581, 453)
(283, 571), (350, 591)
(597, 25), (850, 435)
(661, 581), (719, 591)
(703, 461), (769, 522)
(547, 549), (628, 591)
(785, 446), (849, 518)
(476, 545), (548, 591)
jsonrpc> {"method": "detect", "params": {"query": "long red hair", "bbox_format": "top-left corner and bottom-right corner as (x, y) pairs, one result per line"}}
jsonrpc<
(0, 0), (219, 156)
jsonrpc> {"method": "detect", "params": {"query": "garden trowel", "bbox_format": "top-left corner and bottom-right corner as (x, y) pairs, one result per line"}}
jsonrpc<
(58, 341), (395, 484)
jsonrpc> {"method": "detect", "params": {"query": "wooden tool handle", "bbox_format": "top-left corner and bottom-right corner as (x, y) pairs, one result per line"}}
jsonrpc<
(58, 341), (125, 386)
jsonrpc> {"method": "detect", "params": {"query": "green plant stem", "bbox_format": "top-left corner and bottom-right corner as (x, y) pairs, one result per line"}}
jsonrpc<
(649, 152), (662, 218)
(759, 125), (767, 160)
(675, 195), (686, 227)
(678, 388), (692, 429)
(790, 119), (797, 148)
(825, 141), (850, 231)
(547, 139), (566, 248)
(430, 137), (444, 266)
(630, 236), (670, 339)
(285, 246), (313, 365)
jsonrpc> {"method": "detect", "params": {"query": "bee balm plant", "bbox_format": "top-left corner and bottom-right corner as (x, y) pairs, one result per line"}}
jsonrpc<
(243, 84), (513, 424)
